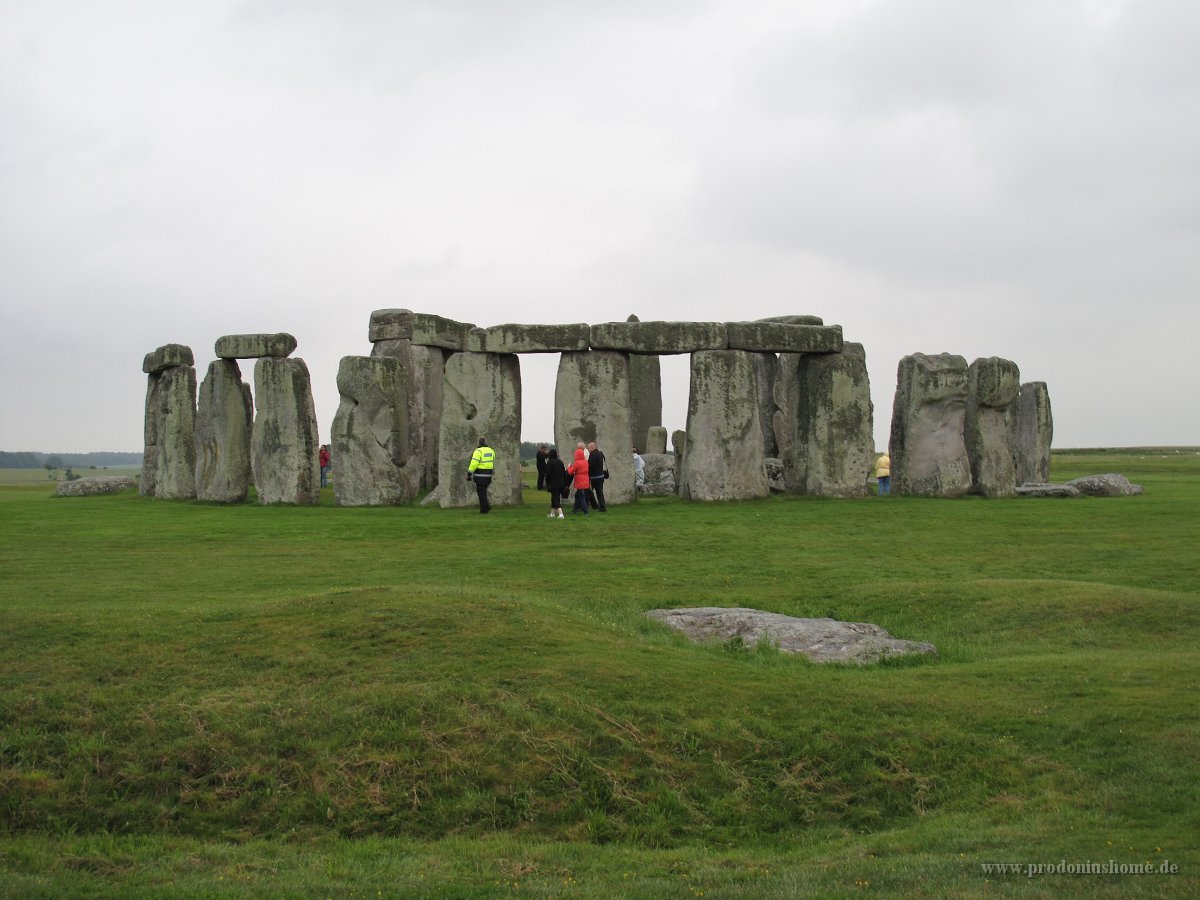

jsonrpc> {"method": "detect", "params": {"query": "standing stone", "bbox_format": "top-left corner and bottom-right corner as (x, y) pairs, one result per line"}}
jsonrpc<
(140, 375), (161, 497)
(749, 352), (779, 457)
(965, 357), (1021, 498)
(194, 359), (253, 503)
(779, 343), (873, 497)
(332, 356), (411, 506)
(1011, 382), (1053, 485)
(772, 353), (802, 462)
(554, 351), (635, 505)
(251, 357), (320, 505)
(151, 364), (198, 500)
(626, 314), (663, 451)
(671, 430), (687, 474)
(372, 339), (447, 495)
(646, 426), (668, 455)
(679, 351), (769, 501)
(439, 352), (522, 508)
(889, 353), (972, 498)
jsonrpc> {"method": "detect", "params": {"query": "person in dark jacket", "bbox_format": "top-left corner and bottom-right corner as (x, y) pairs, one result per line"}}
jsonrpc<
(543, 448), (568, 519)
(586, 441), (607, 511)
(535, 444), (549, 490)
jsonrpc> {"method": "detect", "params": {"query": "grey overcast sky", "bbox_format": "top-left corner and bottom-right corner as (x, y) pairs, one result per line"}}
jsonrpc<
(2, 0), (1197, 454)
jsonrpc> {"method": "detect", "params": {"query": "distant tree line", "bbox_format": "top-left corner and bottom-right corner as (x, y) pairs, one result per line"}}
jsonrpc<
(0, 451), (143, 469)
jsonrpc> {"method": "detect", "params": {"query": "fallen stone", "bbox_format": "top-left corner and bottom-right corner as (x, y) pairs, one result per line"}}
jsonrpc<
(640, 453), (676, 488)
(637, 482), (677, 497)
(590, 321), (727, 354)
(1067, 473), (1144, 496)
(195, 359), (253, 503)
(1016, 483), (1082, 498)
(889, 353), (972, 498)
(55, 476), (138, 497)
(369, 309), (475, 350)
(214, 333), (298, 359)
(646, 607), (937, 664)
(466, 323), (590, 353)
(142, 343), (194, 374)
(554, 350), (636, 505)
(725, 322), (843, 353)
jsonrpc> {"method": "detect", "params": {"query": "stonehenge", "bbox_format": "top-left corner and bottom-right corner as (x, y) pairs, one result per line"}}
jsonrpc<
(140, 311), (1054, 507)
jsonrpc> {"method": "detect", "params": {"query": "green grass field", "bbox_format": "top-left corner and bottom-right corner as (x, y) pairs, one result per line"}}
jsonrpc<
(1, 451), (1197, 897)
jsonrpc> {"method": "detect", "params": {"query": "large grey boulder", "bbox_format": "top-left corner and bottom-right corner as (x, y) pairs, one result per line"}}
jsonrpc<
(647, 608), (937, 664)
(194, 359), (253, 503)
(55, 476), (138, 497)
(889, 353), (972, 498)
(148, 364), (198, 500)
(627, 315), (663, 451)
(640, 453), (676, 491)
(645, 426), (668, 455)
(725, 322), (843, 353)
(251, 357), (320, 505)
(439, 352), (522, 508)
(332, 356), (412, 506)
(777, 343), (873, 497)
(679, 350), (769, 501)
(554, 350), (635, 505)
(372, 339), (448, 495)
(1011, 381), (1053, 485)
(214, 333), (297, 359)
(369, 308), (474, 350)
(1067, 473), (1144, 496)
(764, 457), (786, 493)
(965, 357), (1021, 498)
(590, 321), (727, 354)
(142, 343), (194, 374)
(466, 323), (590, 354)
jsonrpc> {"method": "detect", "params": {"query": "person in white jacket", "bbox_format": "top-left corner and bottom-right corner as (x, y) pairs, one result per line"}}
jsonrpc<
(633, 448), (645, 486)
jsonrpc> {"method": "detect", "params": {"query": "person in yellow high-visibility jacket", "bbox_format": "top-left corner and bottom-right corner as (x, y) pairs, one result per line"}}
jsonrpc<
(467, 438), (496, 513)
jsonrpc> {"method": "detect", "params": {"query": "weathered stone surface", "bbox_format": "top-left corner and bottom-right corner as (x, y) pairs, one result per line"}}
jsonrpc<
(671, 429), (686, 471)
(748, 352), (779, 457)
(439, 352), (522, 508)
(627, 315), (663, 450)
(195, 359), (253, 503)
(646, 608), (937, 664)
(142, 343), (194, 374)
(372, 339), (448, 494)
(251, 357), (320, 505)
(1011, 382), (1053, 485)
(140, 375), (161, 497)
(332, 356), (412, 506)
(646, 426), (668, 455)
(151, 365), (198, 500)
(55, 476), (138, 497)
(590, 321), (727, 354)
(757, 315), (825, 326)
(369, 309), (474, 350)
(214, 333), (297, 359)
(640, 453), (676, 489)
(777, 343), (874, 497)
(772, 353), (801, 462)
(725, 322), (844, 354)
(764, 458), (786, 493)
(965, 357), (1021, 498)
(554, 351), (635, 505)
(1067, 473), (1144, 496)
(637, 482), (677, 497)
(1016, 483), (1081, 498)
(466, 323), (590, 353)
(679, 350), (769, 501)
(889, 353), (972, 498)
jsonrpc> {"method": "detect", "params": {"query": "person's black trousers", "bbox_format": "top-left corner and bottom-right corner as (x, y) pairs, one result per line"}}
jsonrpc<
(474, 474), (492, 513)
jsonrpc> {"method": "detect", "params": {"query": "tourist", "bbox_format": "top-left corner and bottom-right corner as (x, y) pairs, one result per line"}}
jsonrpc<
(535, 444), (549, 491)
(319, 444), (331, 488)
(586, 440), (608, 511)
(567, 443), (592, 515)
(633, 448), (645, 486)
(468, 438), (495, 513)
(875, 452), (891, 496)
(544, 447), (568, 519)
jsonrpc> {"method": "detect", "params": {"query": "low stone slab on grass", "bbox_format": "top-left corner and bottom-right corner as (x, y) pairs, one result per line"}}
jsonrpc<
(1016, 483), (1082, 498)
(1067, 473), (1144, 496)
(647, 607), (937, 664)
(54, 476), (139, 497)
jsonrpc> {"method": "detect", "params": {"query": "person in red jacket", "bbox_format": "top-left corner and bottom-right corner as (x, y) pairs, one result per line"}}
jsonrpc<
(319, 445), (331, 488)
(566, 443), (592, 516)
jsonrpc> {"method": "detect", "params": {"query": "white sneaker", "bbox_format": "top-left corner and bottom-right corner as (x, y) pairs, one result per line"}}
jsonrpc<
(557, 511), (565, 518)
(547, 512), (555, 517)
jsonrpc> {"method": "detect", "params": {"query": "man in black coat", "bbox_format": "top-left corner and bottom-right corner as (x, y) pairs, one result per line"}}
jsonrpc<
(535, 444), (549, 490)
(586, 441), (607, 512)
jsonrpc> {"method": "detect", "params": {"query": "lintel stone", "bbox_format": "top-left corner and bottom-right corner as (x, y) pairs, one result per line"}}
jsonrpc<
(466, 323), (591, 354)
(725, 322), (843, 353)
(214, 333), (297, 359)
(590, 321), (726, 354)
(369, 308), (474, 350)
(757, 315), (825, 326)
(143, 343), (194, 374)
